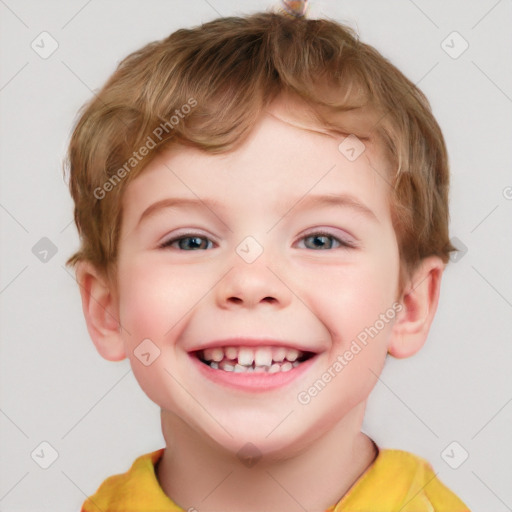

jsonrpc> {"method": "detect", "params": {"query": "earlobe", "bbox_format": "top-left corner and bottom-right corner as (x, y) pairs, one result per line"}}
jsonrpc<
(75, 261), (126, 362)
(388, 256), (445, 359)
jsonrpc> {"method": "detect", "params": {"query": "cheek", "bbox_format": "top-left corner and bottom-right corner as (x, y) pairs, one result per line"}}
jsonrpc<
(115, 260), (199, 407)
(309, 255), (400, 343)
(117, 259), (207, 341)
(308, 244), (400, 407)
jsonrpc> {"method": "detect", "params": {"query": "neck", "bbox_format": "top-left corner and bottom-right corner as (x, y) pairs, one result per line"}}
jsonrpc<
(156, 405), (378, 512)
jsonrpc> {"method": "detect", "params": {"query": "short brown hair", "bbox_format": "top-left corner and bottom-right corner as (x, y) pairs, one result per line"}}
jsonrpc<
(65, 10), (454, 287)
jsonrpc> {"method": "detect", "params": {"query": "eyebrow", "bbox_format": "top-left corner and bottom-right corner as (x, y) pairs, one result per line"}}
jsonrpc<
(136, 192), (378, 229)
(291, 193), (378, 221)
(136, 197), (226, 228)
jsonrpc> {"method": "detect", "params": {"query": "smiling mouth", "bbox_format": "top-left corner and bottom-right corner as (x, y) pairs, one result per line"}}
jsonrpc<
(193, 346), (315, 374)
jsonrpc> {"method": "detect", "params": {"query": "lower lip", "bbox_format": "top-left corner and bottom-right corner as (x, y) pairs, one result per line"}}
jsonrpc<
(190, 354), (318, 392)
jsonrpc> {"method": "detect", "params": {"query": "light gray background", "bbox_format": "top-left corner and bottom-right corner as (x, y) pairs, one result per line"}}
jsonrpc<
(1, 1), (511, 510)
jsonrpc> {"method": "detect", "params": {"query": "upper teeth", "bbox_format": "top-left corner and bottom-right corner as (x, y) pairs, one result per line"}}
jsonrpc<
(201, 346), (302, 367)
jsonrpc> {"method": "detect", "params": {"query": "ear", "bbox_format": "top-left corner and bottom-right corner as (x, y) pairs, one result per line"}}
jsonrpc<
(388, 256), (445, 359)
(75, 261), (126, 361)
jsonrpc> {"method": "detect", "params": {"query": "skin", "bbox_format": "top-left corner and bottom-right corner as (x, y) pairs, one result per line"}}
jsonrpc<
(77, 98), (444, 512)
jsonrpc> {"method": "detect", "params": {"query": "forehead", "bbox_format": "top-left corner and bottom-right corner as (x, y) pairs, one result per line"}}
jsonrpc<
(120, 97), (393, 227)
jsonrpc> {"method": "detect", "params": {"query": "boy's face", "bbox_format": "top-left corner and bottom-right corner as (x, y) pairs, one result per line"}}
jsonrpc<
(103, 100), (420, 456)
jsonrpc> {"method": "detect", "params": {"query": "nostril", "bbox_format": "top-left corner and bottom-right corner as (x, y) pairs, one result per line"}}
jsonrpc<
(226, 296), (277, 305)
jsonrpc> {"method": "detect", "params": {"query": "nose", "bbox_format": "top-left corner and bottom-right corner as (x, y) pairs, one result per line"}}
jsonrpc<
(215, 258), (293, 310)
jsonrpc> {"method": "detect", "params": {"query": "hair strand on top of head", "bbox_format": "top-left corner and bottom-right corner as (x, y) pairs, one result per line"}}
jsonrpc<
(280, 0), (309, 18)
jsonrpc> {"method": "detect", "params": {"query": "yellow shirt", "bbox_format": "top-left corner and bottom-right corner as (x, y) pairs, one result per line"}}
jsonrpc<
(81, 448), (470, 511)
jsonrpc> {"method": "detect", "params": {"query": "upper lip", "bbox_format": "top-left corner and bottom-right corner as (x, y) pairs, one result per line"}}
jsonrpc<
(188, 338), (319, 354)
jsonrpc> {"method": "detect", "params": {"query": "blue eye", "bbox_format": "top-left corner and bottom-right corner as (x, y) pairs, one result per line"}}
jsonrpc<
(159, 232), (354, 251)
(300, 233), (353, 250)
(160, 235), (213, 250)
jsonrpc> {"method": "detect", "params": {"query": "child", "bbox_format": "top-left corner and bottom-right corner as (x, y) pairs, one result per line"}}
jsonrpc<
(66, 4), (470, 511)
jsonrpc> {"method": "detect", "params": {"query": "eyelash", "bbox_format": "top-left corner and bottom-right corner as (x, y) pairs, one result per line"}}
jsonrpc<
(158, 231), (356, 251)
